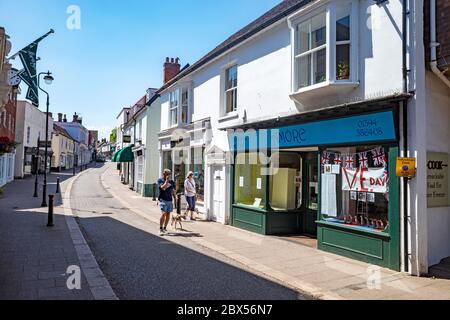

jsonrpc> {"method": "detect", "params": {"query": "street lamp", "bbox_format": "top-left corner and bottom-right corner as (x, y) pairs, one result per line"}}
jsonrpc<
(37, 71), (54, 207)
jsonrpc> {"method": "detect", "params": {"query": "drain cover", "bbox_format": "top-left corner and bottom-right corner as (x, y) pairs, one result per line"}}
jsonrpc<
(101, 212), (114, 215)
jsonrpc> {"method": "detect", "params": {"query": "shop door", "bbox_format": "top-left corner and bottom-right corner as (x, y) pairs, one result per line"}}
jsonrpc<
(211, 165), (225, 223)
(302, 153), (319, 237)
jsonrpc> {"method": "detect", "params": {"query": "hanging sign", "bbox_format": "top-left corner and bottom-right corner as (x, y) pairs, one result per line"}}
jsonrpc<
(123, 135), (131, 143)
(427, 152), (449, 208)
(396, 157), (416, 178)
(342, 167), (388, 193)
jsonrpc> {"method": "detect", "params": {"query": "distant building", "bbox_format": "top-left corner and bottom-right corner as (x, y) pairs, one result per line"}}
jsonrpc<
(51, 123), (75, 171)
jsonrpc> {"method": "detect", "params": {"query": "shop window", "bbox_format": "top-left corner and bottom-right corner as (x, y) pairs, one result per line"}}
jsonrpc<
(162, 151), (173, 173)
(190, 147), (205, 203)
(320, 145), (389, 233)
(234, 153), (266, 209)
(269, 152), (303, 211)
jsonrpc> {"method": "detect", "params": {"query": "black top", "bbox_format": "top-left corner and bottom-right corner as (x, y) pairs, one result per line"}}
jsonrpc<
(158, 178), (175, 202)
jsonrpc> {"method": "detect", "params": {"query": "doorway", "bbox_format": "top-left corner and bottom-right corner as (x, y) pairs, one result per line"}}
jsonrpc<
(301, 152), (319, 237)
(210, 165), (225, 223)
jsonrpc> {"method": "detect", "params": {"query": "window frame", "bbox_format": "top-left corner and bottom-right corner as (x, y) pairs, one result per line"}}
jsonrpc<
(221, 62), (239, 117)
(289, 0), (359, 93)
(168, 89), (179, 127)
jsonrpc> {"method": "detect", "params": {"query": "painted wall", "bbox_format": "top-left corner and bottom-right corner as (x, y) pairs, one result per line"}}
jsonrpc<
(146, 99), (162, 185)
(14, 101), (53, 178)
(425, 71), (450, 267)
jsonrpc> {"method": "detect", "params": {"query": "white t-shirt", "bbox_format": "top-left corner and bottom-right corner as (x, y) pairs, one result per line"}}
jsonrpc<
(184, 179), (196, 197)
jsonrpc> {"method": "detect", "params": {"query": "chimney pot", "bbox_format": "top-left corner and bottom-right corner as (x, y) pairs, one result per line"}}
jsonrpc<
(63, 114), (67, 122)
(163, 57), (182, 84)
(58, 113), (62, 122)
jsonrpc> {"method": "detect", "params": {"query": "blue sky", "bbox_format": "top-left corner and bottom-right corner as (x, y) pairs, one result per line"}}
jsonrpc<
(1, 0), (281, 139)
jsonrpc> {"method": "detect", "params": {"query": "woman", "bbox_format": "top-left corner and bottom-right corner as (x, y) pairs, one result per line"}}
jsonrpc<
(184, 171), (197, 220)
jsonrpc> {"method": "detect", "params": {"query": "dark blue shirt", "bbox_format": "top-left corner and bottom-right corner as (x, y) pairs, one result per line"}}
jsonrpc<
(158, 178), (175, 201)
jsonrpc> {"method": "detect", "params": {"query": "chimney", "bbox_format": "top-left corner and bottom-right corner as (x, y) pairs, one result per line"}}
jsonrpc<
(58, 113), (63, 122)
(73, 113), (78, 123)
(163, 57), (181, 84)
(63, 114), (67, 123)
(47, 112), (53, 119)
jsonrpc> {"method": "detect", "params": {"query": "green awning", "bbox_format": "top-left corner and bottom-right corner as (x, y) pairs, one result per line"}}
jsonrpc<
(116, 145), (134, 163)
(111, 150), (119, 162)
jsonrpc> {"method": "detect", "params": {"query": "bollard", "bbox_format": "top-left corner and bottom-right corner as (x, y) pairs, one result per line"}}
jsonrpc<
(33, 174), (39, 198)
(80, 165), (83, 172)
(56, 177), (60, 194)
(73, 165), (76, 176)
(152, 183), (156, 201)
(176, 194), (181, 215)
(47, 195), (54, 227)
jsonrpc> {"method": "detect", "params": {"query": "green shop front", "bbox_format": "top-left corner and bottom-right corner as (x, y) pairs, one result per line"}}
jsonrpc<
(228, 108), (400, 270)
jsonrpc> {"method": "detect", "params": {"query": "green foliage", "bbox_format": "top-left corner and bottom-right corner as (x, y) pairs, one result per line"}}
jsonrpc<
(109, 128), (117, 143)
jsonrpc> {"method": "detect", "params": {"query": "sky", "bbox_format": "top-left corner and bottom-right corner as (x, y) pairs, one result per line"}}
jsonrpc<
(0, 0), (282, 140)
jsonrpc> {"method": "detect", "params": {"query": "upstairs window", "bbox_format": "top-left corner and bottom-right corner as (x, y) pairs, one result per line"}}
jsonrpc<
(225, 65), (238, 114)
(169, 89), (179, 127)
(336, 5), (351, 81)
(181, 88), (189, 124)
(296, 12), (327, 88)
(27, 127), (31, 144)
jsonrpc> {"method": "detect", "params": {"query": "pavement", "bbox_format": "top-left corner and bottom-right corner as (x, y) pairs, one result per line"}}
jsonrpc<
(97, 163), (450, 300)
(0, 166), (116, 300)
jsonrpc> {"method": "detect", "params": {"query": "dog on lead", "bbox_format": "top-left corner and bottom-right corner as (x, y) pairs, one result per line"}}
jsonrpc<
(171, 213), (183, 230)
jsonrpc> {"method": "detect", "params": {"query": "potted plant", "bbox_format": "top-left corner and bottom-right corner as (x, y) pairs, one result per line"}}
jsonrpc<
(0, 137), (17, 154)
(337, 62), (350, 80)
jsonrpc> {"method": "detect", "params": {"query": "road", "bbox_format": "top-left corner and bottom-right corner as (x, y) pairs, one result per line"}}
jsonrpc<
(70, 164), (303, 300)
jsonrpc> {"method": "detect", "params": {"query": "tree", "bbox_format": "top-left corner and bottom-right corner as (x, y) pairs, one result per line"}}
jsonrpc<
(109, 128), (117, 143)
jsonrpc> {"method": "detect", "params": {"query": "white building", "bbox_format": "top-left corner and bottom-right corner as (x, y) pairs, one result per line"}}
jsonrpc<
(157, 0), (450, 275)
(14, 100), (53, 178)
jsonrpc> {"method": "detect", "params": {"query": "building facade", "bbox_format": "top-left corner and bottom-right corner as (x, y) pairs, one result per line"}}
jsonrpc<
(14, 100), (53, 178)
(51, 123), (75, 171)
(155, 0), (450, 274)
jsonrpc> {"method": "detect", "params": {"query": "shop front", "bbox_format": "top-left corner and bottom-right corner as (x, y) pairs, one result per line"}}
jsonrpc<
(228, 108), (401, 270)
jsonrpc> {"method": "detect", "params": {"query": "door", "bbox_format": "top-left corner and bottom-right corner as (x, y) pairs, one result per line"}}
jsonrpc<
(302, 153), (319, 237)
(211, 165), (225, 223)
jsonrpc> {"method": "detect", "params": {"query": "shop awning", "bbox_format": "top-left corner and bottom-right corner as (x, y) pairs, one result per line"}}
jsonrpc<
(115, 145), (134, 163)
(111, 150), (119, 162)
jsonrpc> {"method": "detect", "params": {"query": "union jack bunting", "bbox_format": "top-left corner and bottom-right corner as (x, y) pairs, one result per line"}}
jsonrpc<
(372, 147), (387, 166)
(344, 154), (355, 170)
(358, 152), (369, 169)
(321, 152), (331, 166)
(333, 153), (342, 166)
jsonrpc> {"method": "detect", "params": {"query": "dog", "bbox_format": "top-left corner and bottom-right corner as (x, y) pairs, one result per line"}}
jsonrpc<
(171, 213), (183, 230)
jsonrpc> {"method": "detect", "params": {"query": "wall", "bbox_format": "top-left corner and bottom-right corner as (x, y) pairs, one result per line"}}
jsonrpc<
(425, 71), (450, 266)
(145, 99), (162, 186)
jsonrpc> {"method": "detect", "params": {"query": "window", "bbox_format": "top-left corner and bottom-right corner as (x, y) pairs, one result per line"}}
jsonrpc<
(296, 12), (327, 89)
(291, 1), (356, 91)
(169, 89), (179, 127)
(320, 145), (390, 233)
(181, 88), (189, 124)
(189, 147), (205, 203)
(336, 5), (351, 81)
(234, 153), (266, 208)
(225, 65), (238, 114)
(27, 127), (31, 144)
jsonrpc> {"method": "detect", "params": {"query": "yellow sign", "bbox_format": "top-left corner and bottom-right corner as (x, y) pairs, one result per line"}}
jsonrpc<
(396, 157), (416, 178)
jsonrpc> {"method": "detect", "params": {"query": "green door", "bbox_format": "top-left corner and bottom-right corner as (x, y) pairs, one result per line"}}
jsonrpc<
(302, 153), (319, 237)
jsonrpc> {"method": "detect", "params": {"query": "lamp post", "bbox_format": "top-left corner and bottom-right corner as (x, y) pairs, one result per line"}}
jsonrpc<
(33, 136), (40, 197)
(37, 71), (54, 208)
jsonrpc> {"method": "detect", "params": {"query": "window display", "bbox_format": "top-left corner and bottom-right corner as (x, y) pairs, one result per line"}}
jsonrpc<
(320, 145), (389, 233)
(190, 147), (205, 203)
(234, 153), (266, 208)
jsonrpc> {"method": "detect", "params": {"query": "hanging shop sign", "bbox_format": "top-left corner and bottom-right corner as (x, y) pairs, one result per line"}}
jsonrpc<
(396, 157), (416, 178)
(229, 111), (397, 152)
(123, 135), (132, 143)
(427, 152), (449, 208)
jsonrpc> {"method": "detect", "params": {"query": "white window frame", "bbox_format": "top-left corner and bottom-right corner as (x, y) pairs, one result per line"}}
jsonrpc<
(224, 64), (238, 115)
(181, 88), (190, 125)
(289, 0), (359, 93)
(168, 89), (179, 127)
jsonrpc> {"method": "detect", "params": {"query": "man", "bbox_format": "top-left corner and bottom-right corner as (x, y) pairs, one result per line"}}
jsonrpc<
(158, 169), (177, 235)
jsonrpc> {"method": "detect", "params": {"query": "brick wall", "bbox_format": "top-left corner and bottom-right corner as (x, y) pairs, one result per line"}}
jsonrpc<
(0, 93), (17, 141)
(424, 0), (450, 69)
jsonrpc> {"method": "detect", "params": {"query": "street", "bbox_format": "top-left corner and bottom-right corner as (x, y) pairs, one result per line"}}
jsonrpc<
(70, 164), (303, 300)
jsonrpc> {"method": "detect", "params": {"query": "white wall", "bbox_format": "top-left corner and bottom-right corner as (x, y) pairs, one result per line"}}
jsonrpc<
(425, 71), (450, 267)
(146, 99), (162, 185)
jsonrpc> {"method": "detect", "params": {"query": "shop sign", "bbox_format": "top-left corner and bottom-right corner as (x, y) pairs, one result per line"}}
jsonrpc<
(38, 141), (51, 148)
(427, 152), (449, 208)
(396, 157), (416, 178)
(123, 135), (131, 143)
(229, 111), (397, 152)
(342, 167), (388, 193)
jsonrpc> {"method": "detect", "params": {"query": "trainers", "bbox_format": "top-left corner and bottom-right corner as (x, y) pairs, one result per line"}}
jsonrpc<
(159, 228), (165, 236)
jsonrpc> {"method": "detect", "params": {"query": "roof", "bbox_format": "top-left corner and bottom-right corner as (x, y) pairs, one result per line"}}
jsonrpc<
(157, 0), (314, 93)
(53, 123), (73, 140)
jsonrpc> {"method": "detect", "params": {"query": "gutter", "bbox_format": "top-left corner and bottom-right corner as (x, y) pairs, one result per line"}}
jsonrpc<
(430, 0), (450, 89)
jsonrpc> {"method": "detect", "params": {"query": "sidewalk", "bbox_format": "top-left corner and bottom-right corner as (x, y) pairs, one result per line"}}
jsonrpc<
(0, 166), (115, 300)
(101, 164), (450, 300)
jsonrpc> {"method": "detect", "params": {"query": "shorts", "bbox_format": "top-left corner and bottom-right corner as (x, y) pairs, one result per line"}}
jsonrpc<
(185, 196), (196, 211)
(160, 199), (174, 213)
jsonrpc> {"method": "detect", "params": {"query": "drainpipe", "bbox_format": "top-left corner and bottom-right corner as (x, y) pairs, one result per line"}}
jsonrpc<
(430, 0), (450, 88)
(402, 0), (410, 273)
(131, 117), (137, 191)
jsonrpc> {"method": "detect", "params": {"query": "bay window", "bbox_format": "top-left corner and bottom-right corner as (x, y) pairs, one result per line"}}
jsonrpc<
(290, 0), (358, 92)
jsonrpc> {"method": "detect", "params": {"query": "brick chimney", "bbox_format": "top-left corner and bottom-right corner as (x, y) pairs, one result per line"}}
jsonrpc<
(73, 113), (78, 123)
(57, 113), (63, 122)
(163, 57), (181, 84)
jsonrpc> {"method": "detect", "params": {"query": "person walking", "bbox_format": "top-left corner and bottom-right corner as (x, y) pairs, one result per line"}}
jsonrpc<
(184, 171), (197, 221)
(158, 169), (176, 235)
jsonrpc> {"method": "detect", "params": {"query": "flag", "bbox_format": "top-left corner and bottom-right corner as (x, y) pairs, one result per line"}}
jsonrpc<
(333, 153), (342, 166)
(321, 151), (330, 166)
(344, 154), (355, 170)
(371, 147), (386, 167)
(16, 29), (54, 107)
(358, 152), (369, 169)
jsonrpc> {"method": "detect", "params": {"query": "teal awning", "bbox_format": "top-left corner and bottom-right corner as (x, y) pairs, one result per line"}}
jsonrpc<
(116, 145), (134, 162)
(111, 150), (119, 162)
